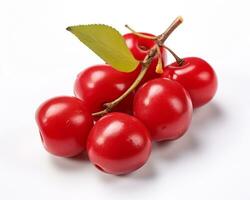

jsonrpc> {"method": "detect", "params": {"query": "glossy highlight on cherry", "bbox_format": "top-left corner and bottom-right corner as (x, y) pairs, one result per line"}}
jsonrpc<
(162, 57), (217, 108)
(36, 96), (93, 157)
(74, 64), (137, 115)
(87, 112), (152, 175)
(133, 78), (193, 141)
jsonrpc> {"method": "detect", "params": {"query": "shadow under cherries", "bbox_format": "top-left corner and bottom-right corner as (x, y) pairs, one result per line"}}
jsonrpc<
(154, 102), (224, 162)
(49, 152), (90, 172)
(48, 102), (224, 179)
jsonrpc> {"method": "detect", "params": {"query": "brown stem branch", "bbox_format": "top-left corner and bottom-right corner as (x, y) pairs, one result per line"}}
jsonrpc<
(125, 25), (157, 40)
(156, 16), (183, 46)
(162, 45), (184, 66)
(92, 16), (183, 117)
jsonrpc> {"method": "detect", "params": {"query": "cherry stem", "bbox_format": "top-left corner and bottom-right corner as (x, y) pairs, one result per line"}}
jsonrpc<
(161, 45), (184, 66)
(92, 16), (183, 117)
(125, 25), (158, 40)
(155, 45), (163, 74)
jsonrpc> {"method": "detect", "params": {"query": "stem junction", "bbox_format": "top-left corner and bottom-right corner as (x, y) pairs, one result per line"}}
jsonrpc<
(92, 16), (183, 117)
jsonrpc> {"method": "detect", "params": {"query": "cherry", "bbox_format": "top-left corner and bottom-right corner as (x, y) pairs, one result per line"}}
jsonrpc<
(133, 78), (193, 141)
(74, 64), (137, 114)
(87, 112), (152, 175)
(123, 32), (167, 84)
(35, 96), (93, 157)
(162, 57), (217, 108)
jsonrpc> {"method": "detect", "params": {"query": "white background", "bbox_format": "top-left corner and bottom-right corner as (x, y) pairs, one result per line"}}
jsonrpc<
(1, 0), (250, 199)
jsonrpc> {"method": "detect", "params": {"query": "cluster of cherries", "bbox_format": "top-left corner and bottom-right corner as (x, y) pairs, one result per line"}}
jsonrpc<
(36, 25), (217, 175)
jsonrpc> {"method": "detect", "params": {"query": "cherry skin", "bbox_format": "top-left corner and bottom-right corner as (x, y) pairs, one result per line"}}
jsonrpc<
(123, 32), (167, 84)
(133, 78), (193, 141)
(74, 64), (137, 114)
(87, 112), (152, 175)
(162, 57), (218, 108)
(35, 96), (93, 157)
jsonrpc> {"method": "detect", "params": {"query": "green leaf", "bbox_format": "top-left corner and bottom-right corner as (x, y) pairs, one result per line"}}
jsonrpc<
(67, 24), (139, 72)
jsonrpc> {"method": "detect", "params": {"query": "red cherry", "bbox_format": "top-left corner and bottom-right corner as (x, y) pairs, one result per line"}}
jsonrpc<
(123, 32), (167, 84)
(133, 78), (193, 141)
(35, 96), (93, 157)
(87, 112), (152, 175)
(74, 64), (137, 114)
(162, 57), (218, 108)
